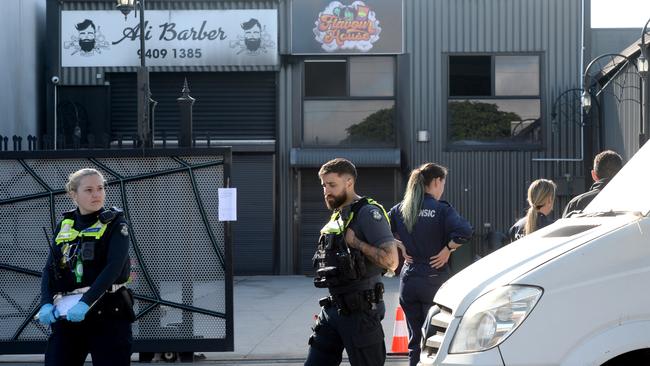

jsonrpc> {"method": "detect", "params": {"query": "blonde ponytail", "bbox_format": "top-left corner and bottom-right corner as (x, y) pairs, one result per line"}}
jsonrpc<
(399, 163), (448, 233)
(401, 170), (424, 233)
(524, 179), (557, 235)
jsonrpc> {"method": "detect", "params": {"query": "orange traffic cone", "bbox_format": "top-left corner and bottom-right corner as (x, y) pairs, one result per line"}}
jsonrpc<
(390, 305), (409, 354)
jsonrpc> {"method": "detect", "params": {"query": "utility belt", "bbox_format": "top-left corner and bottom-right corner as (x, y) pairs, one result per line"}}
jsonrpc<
(319, 282), (384, 316)
(54, 283), (135, 323)
(55, 283), (127, 297)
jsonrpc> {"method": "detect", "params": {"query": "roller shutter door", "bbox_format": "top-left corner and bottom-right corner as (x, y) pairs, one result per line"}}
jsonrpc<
(231, 153), (275, 275)
(107, 72), (276, 140)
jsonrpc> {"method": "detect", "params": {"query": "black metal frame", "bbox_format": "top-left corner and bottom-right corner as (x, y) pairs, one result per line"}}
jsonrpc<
(444, 52), (546, 151)
(300, 56), (399, 149)
(0, 148), (233, 354)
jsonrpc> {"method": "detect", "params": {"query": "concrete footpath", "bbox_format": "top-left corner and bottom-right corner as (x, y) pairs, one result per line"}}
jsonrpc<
(0, 275), (409, 365)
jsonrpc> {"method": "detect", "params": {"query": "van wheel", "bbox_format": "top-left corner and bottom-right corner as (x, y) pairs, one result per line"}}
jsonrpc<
(602, 348), (650, 365)
(161, 352), (178, 362)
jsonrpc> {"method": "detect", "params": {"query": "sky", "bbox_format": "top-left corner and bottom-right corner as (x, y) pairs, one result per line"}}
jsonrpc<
(591, 0), (650, 28)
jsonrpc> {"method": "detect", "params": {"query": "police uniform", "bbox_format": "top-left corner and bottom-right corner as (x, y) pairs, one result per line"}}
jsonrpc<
(389, 194), (472, 366)
(305, 197), (394, 366)
(40, 207), (134, 366)
(508, 211), (554, 242)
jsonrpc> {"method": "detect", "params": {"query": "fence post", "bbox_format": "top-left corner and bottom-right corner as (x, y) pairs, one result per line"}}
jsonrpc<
(177, 78), (195, 148)
(12, 135), (22, 151)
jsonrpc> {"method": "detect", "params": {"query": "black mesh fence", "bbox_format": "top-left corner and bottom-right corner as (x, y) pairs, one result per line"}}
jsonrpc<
(0, 148), (233, 354)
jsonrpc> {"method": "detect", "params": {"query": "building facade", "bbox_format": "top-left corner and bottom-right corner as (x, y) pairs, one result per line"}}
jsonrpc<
(0, 0), (46, 141)
(43, 0), (589, 274)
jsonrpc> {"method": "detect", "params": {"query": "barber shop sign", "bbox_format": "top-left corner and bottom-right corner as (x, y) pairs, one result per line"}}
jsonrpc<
(61, 10), (278, 67)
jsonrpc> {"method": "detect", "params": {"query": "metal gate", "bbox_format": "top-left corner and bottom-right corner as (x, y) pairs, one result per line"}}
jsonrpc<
(0, 148), (233, 354)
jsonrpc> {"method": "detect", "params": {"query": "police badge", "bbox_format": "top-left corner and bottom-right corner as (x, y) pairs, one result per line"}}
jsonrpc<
(371, 209), (382, 221)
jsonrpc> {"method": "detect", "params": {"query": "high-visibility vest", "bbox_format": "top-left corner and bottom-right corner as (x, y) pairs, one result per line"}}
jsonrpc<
(320, 197), (389, 235)
(55, 218), (109, 283)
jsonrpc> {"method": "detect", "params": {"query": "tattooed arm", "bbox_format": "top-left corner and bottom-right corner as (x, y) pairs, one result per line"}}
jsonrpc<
(345, 229), (399, 272)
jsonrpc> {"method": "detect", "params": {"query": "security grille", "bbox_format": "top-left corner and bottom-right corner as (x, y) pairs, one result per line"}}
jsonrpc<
(0, 148), (233, 353)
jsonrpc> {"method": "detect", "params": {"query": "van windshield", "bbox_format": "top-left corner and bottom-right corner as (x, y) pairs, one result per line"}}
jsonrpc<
(584, 142), (650, 216)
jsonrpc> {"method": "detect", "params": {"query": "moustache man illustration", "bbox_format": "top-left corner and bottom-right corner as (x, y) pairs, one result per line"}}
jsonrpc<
(76, 19), (96, 52)
(241, 18), (262, 51)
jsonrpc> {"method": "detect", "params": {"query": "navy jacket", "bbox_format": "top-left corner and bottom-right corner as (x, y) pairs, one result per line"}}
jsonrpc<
(389, 194), (473, 275)
(508, 212), (554, 242)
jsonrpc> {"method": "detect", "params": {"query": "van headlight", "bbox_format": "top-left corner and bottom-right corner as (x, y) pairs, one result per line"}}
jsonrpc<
(449, 285), (542, 354)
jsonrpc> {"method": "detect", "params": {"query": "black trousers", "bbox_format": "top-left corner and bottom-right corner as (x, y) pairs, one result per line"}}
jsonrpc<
(304, 301), (386, 366)
(399, 275), (442, 366)
(44, 317), (132, 366)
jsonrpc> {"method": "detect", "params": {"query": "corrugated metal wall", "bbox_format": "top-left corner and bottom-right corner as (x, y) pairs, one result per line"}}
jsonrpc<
(404, 0), (586, 256)
(0, 0), (45, 138)
(600, 63), (643, 162)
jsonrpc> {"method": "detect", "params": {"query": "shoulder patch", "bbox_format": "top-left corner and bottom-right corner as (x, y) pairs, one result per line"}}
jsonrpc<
(120, 224), (129, 237)
(371, 209), (383, 221)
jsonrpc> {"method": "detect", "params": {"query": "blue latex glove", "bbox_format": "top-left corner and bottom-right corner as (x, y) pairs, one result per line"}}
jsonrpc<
(37, 304), (58, 325)
(66, 301), (90, 322)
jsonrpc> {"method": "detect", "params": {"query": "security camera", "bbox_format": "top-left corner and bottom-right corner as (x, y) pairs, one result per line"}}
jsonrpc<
(51, 76), (60, 84)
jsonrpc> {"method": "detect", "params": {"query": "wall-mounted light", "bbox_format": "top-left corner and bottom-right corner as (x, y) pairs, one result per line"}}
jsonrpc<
(581, 90), (592, 114)
(417, 130), (430, 142)
(638, 52), (649, 79)
(116, 0), (135, 19)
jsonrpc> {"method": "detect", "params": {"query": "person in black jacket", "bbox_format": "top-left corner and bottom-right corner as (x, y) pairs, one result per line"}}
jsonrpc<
(509, 179), (557, 242)
(562, 150), (623, 217)
(37, 168), (134, 366)
(388, 163), (473, 366)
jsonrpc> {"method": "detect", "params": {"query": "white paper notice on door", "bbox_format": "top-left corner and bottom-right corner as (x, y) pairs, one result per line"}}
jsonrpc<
(218, 188), (237, 221)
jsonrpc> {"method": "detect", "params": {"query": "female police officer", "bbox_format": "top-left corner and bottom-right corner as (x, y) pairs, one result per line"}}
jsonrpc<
(389, 163), (472, 366)
(509, 178), (557, 242)
(37, 168), (134, 366)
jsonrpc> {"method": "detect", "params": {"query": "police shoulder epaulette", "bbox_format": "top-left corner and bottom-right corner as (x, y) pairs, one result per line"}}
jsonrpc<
(351, 196), (370, 214)
(61, 208), (76, 218)
(98, 206), (124, 224)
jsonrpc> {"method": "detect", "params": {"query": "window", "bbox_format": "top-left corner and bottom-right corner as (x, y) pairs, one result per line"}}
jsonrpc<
(304, 61), (346, 97)
(302, 57), (395, 147)
(448, 55), (542, 148)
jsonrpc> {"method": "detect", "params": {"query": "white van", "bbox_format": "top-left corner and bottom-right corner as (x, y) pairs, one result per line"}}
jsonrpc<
(419, 142), (650, 365)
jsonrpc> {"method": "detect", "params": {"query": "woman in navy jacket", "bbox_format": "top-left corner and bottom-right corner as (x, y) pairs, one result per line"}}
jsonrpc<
(389, 163), (473, 366)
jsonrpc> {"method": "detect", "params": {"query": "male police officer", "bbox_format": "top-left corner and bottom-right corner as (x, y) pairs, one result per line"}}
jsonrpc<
(562, 150), (623, 217)
(305, 158), (399, 366)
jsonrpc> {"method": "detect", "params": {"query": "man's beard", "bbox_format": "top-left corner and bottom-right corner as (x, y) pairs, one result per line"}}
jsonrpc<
(325, 191), (347, 210)
(79, 39), (95, 52)
(245, 38), (261, 51)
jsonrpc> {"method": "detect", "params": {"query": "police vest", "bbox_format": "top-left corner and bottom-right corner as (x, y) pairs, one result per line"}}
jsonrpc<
(313, 197), (388, 293)
(52, 208), (127, 292)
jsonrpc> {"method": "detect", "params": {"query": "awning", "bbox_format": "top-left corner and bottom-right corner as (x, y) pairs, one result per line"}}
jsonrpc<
(290, 148), (401, 168)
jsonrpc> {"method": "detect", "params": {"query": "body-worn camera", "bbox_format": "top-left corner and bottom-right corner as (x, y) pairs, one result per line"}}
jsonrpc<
(81, 241), (95, 261)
